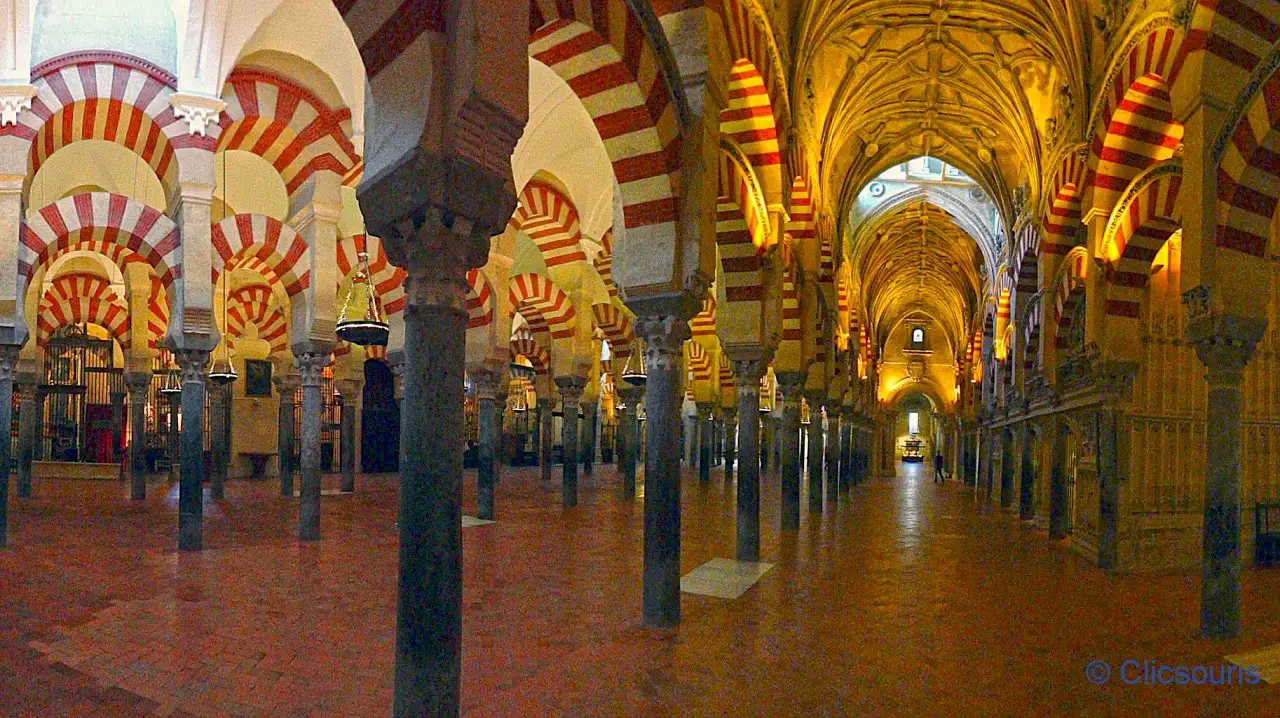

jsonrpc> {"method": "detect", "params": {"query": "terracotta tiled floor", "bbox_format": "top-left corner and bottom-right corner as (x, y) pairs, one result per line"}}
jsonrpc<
(2, 463), (1279, 716)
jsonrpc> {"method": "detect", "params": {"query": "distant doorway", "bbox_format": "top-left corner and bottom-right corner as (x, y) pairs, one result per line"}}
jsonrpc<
(361, 360), (399, 472)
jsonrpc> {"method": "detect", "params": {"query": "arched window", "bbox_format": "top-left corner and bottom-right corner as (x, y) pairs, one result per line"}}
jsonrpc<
(912, 327), (924, 344)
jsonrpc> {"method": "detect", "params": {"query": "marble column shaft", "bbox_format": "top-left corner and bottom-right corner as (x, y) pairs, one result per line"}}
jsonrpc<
(999, 430), (1015, 509)
(0, 347), (18, 549)
(126, 373), (152, 500)
(16, 382), (39, 498)
(722, 409), (738, 486)
(696, 403), (712, 483)
(538, 397), (553, 482)
(556, 377), (585, 507)
(297, 353), (328, 541)
(393, 262), (467, 717)
(175, 350), (210, 552)
(839, 413), (853, 492)
(639, 315), (689, 628)
(778, 380), (803, 531)
(731, 359), (767, 562)
(209, 383), (228, 500)
(340, 392), (358, 494)
(581, 400), (596, 475)
(1019, 423), (1035, 520)
(475, 371), (499, 521)
(824, 407), (839, 503)
(1049, 421), (1069, 538)
(167, 392), (180, 485)
(806, 396), (824, 512)
(274, 376), (299, 497)
(619, 386), (642, 498)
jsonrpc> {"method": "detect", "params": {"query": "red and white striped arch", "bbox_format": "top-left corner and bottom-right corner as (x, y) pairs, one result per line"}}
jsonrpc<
(37, 272), (130, 348)
(1090, 26), (1184, 215)
(1023, 302), (1041, 376)
(788, 175), (818, 268)
(690, 295), (717, 338)
(717, 150), (770, 307)
(509, 273), (577, 341)
(1052, 250), (1089, 349)
(1042, 149), (1087, 255)
(217, 69), (359, 200)
(718, 353), (734, 393)
(466, 269), (495, 331)
(593, 229), (617, 300)
(1105, 166), (1182, 319)
(708, 0), (789, 132)
(9, 56), (198, 198)
(720, 59), (781, 196)
(528, 2), (681, 242)
(21, 192), (180, 286)
(1216, 68), (1280, 259)
(591, 303), (633, 356)
(509, 181), (587, 268)
(146, 274), (168, 350)
(338, 233), (406, 315)
(225, 284), (289, 358)
(780, 266), (802, 342)
(1170, 0), (1276, 110)
(1011, 224), (1039, 295)
(685, 340), (713, 384)
(211, 214), (311, 297)
(510, 326), (550, 376)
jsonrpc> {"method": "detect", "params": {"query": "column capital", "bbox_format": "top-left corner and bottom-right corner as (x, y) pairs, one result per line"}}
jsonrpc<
(721, 405), (738, 421)
(472, 370), (500, 401)
(0, 344), (17, 380)
(168, 92), (225, 136)
(634, 315), (691, 371)
(618, 385), (645, 403)
(334, 378), (362, 405)
(173, 349), (210, 385)
(536, 396), (553, 409)
(0, 84), (36, 126)
(554, 375), (587, 401)
(1184, 308), (1266, 385)
(695, 401), (714, 417)
(124, 372), (153, 395)
(272, 373), (301, 395)
(295, 352), (329, 386)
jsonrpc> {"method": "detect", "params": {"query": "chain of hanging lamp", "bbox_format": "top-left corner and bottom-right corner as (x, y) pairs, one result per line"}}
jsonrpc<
(335, 249), (390, 346)
(209, 152), (237, 385)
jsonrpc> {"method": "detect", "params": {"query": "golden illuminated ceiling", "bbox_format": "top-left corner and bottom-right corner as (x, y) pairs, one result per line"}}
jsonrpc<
(795, 0), (1087, 220)
(852, 201), (985, 354)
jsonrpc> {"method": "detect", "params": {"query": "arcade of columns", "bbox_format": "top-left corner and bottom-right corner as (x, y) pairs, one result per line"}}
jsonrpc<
(1, 0), (1280, 714)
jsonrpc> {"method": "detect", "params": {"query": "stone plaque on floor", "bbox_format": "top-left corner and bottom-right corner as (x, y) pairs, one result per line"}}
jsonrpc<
(680, 558), (774, 599)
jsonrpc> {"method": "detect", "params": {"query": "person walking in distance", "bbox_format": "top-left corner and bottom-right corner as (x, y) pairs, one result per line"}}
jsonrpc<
(934, 451), (945, 483)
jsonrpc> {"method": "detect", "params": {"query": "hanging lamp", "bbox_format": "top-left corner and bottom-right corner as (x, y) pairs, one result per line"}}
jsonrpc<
(620, 338), (646, 386)
(336, 250), (390, 346)
(208, 154), (237, 386)
(158, 349), (182, 396)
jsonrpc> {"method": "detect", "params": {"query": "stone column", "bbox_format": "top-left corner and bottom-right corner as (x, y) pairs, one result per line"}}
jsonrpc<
(537, 397), (553, 482)
(758, 414), (770, 474)
(581, 399), (597, 475)
(0, 346), (18, 549)
(167, 391), (179, 484)
(1049, 419), (1069, 538)
(1019, 422), (1035, 520)
(637, 315), (690, 628)
(174, 350), (210, 552)
(806, 394), (824, 512)
(840, 409), (854, 492)
(16, 379), (38, 498)
(999, 428), (1015, 509)
(618, 385), (643, 498)
(730, 356), (768, 561)
(722, 407), (738, 486)
(273, 374), (299, 496)
(391, 251), (469, 716)
(556, 376), (585, 507)
(777, 376), (803, 531)
(696, 402), (713, 483)
(1188, 314), (1261, 639)
(824, 404), (839, 503)
(125, 372), (152, 500)
(1096, 361), (1136, 570)
(110, 389), (125, 464)
(208, 382), (228, 500)
(296, 352), (328, 541)
(337, 380), (360, 494)
(474, 370), (499, 521)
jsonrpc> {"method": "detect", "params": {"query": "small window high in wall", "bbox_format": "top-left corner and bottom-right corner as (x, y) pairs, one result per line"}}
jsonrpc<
(912, 327), (924, 344)
(909, 412), (920, 435)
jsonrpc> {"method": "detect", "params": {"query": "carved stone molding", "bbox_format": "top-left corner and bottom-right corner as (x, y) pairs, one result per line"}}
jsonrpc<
(168, 93), (225, 136)
(0, 85), (36, 127)
(1186, 311), (1267, 385)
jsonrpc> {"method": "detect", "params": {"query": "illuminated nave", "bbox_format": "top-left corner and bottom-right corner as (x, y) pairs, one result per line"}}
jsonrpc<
(0, 0), (1279, 715)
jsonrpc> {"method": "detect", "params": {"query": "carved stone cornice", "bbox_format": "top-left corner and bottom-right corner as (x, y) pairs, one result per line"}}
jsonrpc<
(168, 92), (225, 136)
(0, 84), (36, 126)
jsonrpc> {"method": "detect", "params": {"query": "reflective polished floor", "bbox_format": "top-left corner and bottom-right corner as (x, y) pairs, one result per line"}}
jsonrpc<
(1, 462), (1278, 716)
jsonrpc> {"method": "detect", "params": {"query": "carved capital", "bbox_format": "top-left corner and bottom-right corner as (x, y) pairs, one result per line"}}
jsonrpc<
(634, 315), (691, 372)
(124, 372), (153, 397)
(0, 345), (18, 382)
(731, 358), (769, 396)
(173, 349), (210, 385)
(334, 379), (362, 405)
(272, 373), (301, 395)
(0, 84), (36, 126)
(721, 406), (738, 423)
(400, 236), (472, 316)
(555, 375), (587, 406)
(1187, 312), (1266, 385)
(472, 370), (500, 401)
(695, 401), (714, 417)
(295, 353), (329, 386)
(168, 93), (225, 136)
(618, 385), (644, 404)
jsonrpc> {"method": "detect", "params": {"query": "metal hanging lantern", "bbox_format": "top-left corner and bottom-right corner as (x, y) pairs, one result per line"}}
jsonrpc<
(336, 251), (390, 346)
(209, 269), (238, 386)
(158, 350), (182, 396)
(620, 339), (646, 386)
